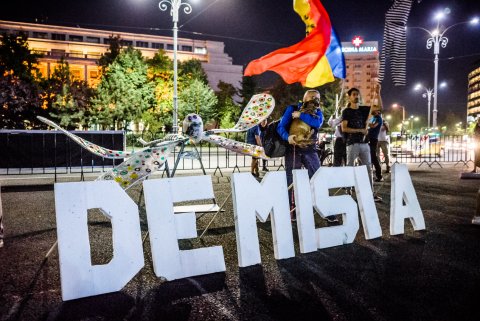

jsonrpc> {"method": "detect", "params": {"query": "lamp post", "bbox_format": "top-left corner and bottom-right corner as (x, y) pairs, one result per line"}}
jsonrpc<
(414, 84), (433, 129)
(411, 11), (479, 128)
(159, 0), (194, 133)
(392, 103), (405, 134)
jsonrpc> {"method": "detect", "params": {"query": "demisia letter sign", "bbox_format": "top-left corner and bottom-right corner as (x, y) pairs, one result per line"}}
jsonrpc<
(54, 164), (425, 301)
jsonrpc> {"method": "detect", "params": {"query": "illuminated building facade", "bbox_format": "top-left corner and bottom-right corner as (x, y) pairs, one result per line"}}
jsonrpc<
(0, 20), (243, 90)
(467, 60), (480, 118)
(341, 36), (380, 106)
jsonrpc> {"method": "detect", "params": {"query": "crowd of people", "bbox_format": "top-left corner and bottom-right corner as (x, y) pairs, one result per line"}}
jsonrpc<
(247, 87), (391, 221)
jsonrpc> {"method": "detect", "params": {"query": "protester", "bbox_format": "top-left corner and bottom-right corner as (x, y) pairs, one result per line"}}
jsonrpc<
(377, 120), (391, 173)
(328, 112), (346, 166)
(259, 119), (269, 171)
(368, 110), (384, 182)
(246, 124), (262, 177)
(341, 88), (381, 202)
(277, 89), (324, 220)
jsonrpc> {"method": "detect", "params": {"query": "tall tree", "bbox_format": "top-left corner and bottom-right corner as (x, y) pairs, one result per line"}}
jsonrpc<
(0, 74), (44, 129)
(45, 59), (94, 129)
(178, 59), (209, 85)
(213, 81), (239, 128)
(269, 78), (304, 121)
(92, 47), (155, 129)
(0, 32), (42, 80)
(98, 35), (122, 73)
(239, 76), (257, 108)
(178, 78), (217, 122)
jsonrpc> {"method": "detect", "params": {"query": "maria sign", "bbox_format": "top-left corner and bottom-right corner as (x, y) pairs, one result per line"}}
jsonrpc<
(54, 164), (425, 301)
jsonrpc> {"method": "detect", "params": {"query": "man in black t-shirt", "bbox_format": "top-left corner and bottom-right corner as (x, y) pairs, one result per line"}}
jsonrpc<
(341, 88), (376, 194)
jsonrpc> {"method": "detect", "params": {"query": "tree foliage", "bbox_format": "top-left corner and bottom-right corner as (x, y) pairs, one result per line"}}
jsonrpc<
(0, 74), (45, 129)
(92, 47), (155, 129)
(0, 32), (42, 81)
(179, 78), (217, 122)
(179, 59), (208, 85)
(45, 59), (94, 129)
(212, 81), (239, 128)
(98, 35), (122, 73)
(239, 76), (257, 108)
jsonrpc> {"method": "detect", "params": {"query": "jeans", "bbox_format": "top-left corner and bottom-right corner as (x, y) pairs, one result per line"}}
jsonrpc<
(285, 147), (320, 207)
(376, 141), (390, 169)
(333, 137), (346, 167)
(346, 143), (372, 187)
(369, 138), (382, 179)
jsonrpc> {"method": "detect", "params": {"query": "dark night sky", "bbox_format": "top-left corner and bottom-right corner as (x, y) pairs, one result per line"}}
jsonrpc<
(2, 0), (480, 126)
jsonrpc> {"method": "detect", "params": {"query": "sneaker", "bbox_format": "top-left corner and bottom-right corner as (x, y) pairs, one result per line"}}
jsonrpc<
(374, 177), (384, 182)
(374, 195), (383, 202)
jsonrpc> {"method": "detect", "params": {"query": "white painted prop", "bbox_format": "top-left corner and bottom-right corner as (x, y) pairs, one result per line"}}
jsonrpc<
(311, 167), (360, 249)
(390, 164), (426, 235)
(292, 170), (317, 253)
(231, 172), (294, 267)
(54, 181), (144, 301)
(143, 176), (225, 280)
(353, 166), (383, 240)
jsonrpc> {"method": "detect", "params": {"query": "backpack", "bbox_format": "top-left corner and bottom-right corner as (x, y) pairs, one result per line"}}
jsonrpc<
(262, 120), (288, 158)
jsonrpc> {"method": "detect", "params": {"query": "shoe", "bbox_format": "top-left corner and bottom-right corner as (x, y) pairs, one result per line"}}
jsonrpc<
(252, 172), (260, 178)
(0, 239), (3, 248)
(374, 177), (384, 182)
(374, 195), (382, 202)
(262, 167), (269, 172)
(385, 166), (390, 174)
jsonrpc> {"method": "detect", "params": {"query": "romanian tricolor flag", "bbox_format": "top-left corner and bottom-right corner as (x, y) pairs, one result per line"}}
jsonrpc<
(244, 0), (345, 88)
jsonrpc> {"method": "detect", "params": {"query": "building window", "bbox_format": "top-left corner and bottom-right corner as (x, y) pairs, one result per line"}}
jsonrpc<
(51, 33), (66, 41)
(121, 40), (133, 46)
(136, 41), (149, 48)
(152, 43), (164, 49)
(32, 32), (48, 39)
(181, 45), (193, 52)
(89, 70), (99, 79)
(194, 47), (207, 54)
(86, 36), (100, 44)
(166, 44), (180, 50)
(69, 35), (83, 42)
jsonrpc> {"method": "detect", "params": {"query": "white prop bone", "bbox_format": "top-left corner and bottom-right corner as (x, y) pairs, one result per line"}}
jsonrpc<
(231, 172), (294, 267)
(54, 181), (144, 301)
(390, 164), (426, 235)
(143, 175), (225, 280)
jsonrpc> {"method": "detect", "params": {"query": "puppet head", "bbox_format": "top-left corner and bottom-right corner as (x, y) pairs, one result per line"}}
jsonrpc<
(183, 113), (204, 144)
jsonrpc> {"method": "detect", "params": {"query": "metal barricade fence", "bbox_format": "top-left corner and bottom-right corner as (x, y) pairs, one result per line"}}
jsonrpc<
(0, 130), (475, 178)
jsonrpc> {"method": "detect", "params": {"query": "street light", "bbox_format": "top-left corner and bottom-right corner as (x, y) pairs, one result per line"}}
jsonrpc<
(408, 115), (419, 133)
(414, 82), (446, 129)
(410, 10), (479, 128)
(159, 0), (194, 133)
(392, 103), (406, 134)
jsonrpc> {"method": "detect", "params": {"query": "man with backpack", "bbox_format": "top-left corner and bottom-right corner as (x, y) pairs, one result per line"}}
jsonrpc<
(277, 89), (324, 221)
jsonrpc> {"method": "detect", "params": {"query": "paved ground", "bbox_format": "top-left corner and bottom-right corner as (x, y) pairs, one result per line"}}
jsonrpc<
(1, 164), (480, 321)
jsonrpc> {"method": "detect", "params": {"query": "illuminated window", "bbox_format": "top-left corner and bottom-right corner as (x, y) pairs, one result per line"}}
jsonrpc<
(89, 70), (99, 79)
(194, 47), (207, 54)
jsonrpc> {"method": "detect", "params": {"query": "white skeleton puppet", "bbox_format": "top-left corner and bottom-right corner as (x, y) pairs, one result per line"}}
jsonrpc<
(37, 93), (274, 189)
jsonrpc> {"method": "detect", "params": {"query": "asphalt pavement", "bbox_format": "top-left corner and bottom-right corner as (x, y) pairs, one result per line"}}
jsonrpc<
(1, 164), (480, 321)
